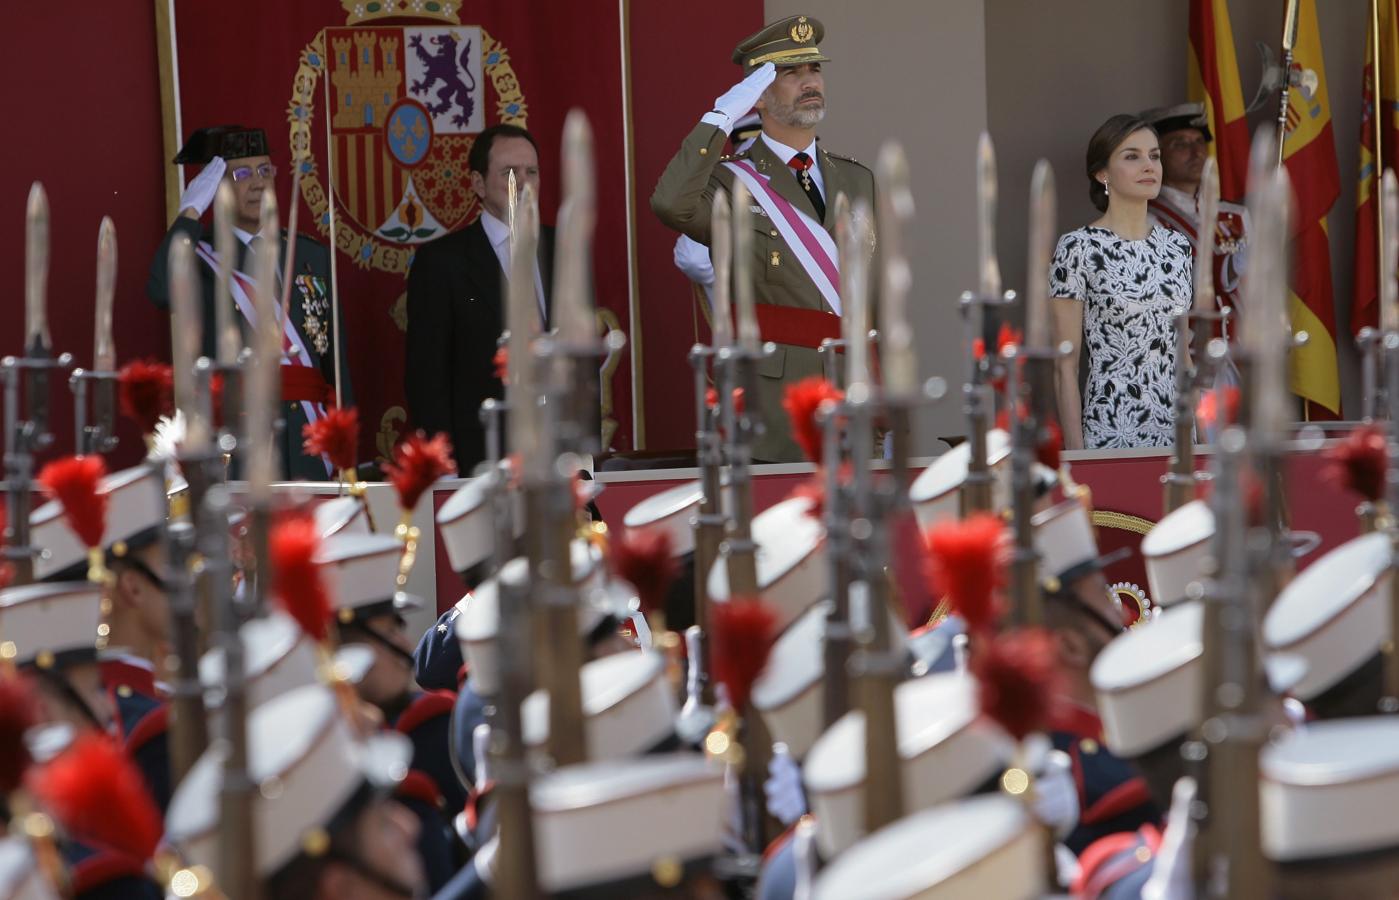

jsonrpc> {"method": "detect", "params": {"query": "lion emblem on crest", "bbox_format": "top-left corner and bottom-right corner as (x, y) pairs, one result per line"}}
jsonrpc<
(409, 32), (477, 127)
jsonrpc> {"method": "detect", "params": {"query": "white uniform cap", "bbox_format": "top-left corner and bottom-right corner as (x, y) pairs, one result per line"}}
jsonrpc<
(1092, 600), (1306, 758)
(454, 541), (612, 696)
(312, 494), (371, 540)
(751, 602), (830, 761)
(435, 470), (524, 575)
(813, 794), (1044, 900)
(165, 683), (411, 878)
(1139, 499), (1214, 608)
(1263, 531), (1392, 701)
(0, 581), (104, 669)
(1261, 717), (1399, 862)
(30, 464), (166, 580)
(522, 649), (677, 761)
(532, 753), (726, 893)
(802, 672), (1015, 857)
(316, 532), (418, 619)
(908, 429), (1012, 531)
(621, 480), (708, 558)
(199, 611), (374, 713)
(707, 495), (826, 633)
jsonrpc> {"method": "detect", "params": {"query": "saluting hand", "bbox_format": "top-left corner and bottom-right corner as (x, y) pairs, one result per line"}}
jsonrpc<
(706, 62), (776, 133)
(178, 155), (226, 219)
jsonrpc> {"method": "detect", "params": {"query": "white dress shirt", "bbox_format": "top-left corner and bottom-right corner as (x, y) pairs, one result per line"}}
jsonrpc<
(760, 132), (825, 198)
(479, 208), (548, 327)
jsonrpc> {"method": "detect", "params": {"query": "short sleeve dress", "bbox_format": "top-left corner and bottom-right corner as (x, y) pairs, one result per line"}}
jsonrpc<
(1049, 225), (1194, 450)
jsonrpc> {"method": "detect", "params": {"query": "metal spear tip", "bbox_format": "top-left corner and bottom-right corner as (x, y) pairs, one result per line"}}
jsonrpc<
(258, 188), (279, 237)
(562, 108), (595, 204)
(1246, 127), (1279, 192)
(876, 141), (913, 219)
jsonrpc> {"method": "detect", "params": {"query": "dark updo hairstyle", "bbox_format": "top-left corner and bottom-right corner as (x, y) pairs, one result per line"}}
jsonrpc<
(1086, 114), (1157, 212)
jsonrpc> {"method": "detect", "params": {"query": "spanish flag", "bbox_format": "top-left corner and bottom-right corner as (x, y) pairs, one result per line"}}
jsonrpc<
(1187, 0), (1250, 201)
(1283, 0), (1342, 417)
(1353, 0), (1399, 336)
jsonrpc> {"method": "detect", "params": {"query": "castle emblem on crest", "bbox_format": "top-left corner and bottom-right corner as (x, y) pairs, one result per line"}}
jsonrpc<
(287, 0), (527, 274)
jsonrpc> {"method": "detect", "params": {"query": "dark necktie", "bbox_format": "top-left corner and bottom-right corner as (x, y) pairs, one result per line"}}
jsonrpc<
(788, 151), (826, 222)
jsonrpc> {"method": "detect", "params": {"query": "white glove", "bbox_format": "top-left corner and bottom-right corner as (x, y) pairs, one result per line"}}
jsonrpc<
(1027, 740), (1079, 840)
(179, 156), (226, 217)
(1142, 776), (1198, 900)
(764, 743), (808, 826)
(472, 722), (492, 785)
(701, 63), (776, 134)
(673, 235), (716, 286)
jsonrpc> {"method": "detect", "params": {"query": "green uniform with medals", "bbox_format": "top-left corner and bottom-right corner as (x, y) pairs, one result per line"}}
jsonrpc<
(147, 127), (352, 482)
(651, 15), (876, 462)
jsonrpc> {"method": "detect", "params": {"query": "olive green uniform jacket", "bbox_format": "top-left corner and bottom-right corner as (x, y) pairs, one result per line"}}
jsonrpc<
(651, 122), (876, 462)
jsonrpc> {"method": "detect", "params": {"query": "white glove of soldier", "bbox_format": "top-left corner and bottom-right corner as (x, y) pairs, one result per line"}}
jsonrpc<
(764, 743), (808, 826)
(179, 156), (226, 218)
(1142, 776), (1198, 900)
(701, 63), (776, 134)
(1025, 737), (1079, 840)
(673, 235), (716, 287)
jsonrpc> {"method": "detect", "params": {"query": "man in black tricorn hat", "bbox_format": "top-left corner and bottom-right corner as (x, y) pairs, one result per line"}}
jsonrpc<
(146, 125), (352, 481)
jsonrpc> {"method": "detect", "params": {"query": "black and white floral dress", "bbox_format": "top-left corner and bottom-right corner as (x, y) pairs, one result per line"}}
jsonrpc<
(1049, 225), (1193, 450)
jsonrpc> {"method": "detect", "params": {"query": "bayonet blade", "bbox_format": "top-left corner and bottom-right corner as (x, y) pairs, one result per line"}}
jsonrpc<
(94, 217), (117, 372)
(25, 182), (50, 354)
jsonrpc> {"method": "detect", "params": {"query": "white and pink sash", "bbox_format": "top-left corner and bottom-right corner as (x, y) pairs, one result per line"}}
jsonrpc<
(723, 160), (843, 316)
(194, 241), (329, 435)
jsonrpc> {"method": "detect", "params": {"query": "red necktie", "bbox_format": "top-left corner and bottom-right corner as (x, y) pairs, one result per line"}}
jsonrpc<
(788, 151), (826, 222)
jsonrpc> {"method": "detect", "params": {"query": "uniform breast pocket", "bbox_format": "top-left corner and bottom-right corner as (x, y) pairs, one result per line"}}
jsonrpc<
(757, 344), (786, 380)
(758, 225), (786, 285)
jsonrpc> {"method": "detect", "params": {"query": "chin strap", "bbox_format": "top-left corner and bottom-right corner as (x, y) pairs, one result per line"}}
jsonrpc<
(36, 669), (106, 733)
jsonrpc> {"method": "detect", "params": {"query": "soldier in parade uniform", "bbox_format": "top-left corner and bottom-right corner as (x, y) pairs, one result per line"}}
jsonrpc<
(1142, 102), (1250, 342)
(146, 125), (352, 481)
(651, 15), (877, 462)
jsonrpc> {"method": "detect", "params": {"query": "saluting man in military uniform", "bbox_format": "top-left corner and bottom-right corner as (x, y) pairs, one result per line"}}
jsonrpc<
(147, 125), (352, 481)
(651, 15), (876, 462)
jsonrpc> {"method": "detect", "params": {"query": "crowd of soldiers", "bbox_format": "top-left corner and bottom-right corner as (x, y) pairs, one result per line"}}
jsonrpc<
(7, 14), (1399, 900)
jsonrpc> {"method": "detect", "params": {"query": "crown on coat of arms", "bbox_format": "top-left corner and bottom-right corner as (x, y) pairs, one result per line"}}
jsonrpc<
(341, 0), (460, 25)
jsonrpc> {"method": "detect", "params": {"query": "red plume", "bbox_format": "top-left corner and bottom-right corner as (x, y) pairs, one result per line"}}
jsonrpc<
(783, 376), (844, 464)
(972, 628), (1060, 741)
(994, 408), (1062, 471)
(705, 386), (746, 415)
(790, 474), (827, 520)
(27, 732), (162, 861)
(709, 599), (778, 711)
(116, 359), (174, 435)
(1196, 386), (1241, 431)
(384, 431), (457, 512)
(271, 516), (332, 643)
(0, 506), (12, 590)
(0, 673), (40, 794)
(892, 511), (935, 629)
(302, 406), (360, 474)
(493, 346), (509, 381)
(1322, 424), (1389, 503)
(37, 455), (108, 548)
(1038, 419), (1063, 471)
(924, 513), (1007, 635)
(610, 528), (679, 617)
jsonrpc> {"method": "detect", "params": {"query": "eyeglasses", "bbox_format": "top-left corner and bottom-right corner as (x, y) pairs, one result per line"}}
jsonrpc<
(229, 163), (278, 183)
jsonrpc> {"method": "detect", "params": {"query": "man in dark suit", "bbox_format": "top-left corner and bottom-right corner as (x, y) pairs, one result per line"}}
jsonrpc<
(405, 124), (554, 475)
(147, 125), (351, 481)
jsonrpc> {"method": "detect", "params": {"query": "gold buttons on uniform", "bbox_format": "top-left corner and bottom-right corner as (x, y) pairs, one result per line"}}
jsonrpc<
(699, 147), (708, 156)
(117, 685), (133, 698)
(769, 229), (778, 238)
(1080, 738), (1099, 754)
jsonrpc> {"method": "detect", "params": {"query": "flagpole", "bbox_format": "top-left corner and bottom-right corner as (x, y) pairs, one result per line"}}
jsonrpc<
(322, 34), (345, 411)
(1376, 0), (1387, 342)
(1277, 0), (1300, 169)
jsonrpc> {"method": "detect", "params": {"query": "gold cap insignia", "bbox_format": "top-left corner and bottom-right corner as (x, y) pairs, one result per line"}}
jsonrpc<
(791, 16), (814, 44)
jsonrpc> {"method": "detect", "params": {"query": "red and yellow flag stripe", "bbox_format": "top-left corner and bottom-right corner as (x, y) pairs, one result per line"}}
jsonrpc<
(1187, 0), (1250, 201)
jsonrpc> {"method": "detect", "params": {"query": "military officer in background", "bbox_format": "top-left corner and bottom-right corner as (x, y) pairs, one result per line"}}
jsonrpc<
(1142, 102), (1250, 344)
(147, 125), (352, 481)
(651, 15), (876, 462)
